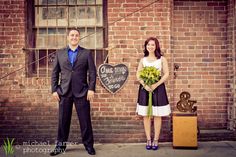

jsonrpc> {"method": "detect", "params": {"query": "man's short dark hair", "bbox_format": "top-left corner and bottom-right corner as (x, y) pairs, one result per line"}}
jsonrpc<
(67, 27), (80, 35)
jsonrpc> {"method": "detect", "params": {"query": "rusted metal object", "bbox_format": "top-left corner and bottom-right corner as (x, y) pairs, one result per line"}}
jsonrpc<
(177, 91), (197, 113)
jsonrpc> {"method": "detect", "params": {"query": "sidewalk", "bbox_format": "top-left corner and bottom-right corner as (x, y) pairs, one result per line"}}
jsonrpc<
(1, 141), (236, 157)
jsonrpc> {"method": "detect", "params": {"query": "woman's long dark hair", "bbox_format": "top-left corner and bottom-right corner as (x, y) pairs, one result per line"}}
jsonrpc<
(144, 37), (162, 59)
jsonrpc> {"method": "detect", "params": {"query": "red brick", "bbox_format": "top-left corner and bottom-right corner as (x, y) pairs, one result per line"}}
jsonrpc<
(0, 0), (235, 144)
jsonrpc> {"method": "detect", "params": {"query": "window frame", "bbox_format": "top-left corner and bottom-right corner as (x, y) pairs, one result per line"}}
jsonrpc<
(25, 0), (108, 77)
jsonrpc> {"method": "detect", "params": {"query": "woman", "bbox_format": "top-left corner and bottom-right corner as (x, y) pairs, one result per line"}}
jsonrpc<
(136, 37), (171, 150)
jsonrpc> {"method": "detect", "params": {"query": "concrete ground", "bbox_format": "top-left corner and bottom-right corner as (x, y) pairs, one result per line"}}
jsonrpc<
(0, 141), (236, 157)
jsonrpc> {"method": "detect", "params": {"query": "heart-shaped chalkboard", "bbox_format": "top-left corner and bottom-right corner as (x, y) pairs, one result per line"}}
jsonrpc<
(98, 64), (129, 94)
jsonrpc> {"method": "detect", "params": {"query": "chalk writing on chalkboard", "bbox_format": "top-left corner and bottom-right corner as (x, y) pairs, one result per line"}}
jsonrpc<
(98, 64), (129, 94)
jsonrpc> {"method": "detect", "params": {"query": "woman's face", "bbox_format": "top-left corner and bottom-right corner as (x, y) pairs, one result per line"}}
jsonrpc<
(146, 40), (156, 54)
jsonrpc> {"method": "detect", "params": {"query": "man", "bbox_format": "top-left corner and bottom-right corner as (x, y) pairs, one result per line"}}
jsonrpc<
(50, 28), (96, 156)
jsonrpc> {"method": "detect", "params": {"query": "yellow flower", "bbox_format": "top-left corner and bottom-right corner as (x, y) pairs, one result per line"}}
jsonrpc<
(139, 66), (161, 86)
(139, 66), (161, 117)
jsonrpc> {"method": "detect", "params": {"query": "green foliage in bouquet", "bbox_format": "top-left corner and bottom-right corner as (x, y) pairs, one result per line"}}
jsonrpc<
(139, 66), (161, 86)
(139, 66), (161, 117)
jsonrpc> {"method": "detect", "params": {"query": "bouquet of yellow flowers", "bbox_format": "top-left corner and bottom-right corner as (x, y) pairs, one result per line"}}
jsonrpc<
(139, 66), (161, 117)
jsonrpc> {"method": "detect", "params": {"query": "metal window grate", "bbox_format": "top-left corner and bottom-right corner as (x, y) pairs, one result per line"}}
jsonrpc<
(25, 0), (107, 77)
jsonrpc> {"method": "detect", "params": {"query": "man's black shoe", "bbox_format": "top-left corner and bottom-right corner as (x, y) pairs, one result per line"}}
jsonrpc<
(85, 147), (96, 155)
(50, 146), (66, 156)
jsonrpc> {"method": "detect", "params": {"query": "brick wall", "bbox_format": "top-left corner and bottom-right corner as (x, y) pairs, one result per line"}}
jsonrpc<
(0, 0), (235, 145)
(234, 0), (236, 130)
(173, 0), (228, 129)
(227, 0), (236, 130)
(93, 0), (173, 142)
(0, 0), (62, 144)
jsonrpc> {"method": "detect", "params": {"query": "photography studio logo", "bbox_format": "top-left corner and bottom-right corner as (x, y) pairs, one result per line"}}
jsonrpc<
(2, 138), (15, 156)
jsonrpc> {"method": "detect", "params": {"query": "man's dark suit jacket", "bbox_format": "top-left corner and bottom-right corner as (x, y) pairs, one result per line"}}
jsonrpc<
(51, 46), (96, 98)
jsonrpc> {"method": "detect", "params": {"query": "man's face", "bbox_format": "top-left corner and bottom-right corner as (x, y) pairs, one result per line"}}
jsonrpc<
(67, 30), (80, 47)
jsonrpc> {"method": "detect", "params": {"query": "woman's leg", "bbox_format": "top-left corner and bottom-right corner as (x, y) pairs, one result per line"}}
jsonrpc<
(143, 116), (151, 140)
(143, 116), (152, 149)
(153, 116), (162, 142)
(152, 116), (162, 150)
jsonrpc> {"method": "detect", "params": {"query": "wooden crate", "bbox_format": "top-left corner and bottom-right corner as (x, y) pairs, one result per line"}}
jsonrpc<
(172, 112), (198, 149)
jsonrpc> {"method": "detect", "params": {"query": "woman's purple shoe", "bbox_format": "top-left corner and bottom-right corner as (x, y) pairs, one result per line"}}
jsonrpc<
(152, 140), (159, 150)
(146, 140), (152, 150)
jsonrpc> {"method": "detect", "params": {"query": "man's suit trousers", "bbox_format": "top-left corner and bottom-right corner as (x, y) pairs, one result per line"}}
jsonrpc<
(57, 96), (94, 148)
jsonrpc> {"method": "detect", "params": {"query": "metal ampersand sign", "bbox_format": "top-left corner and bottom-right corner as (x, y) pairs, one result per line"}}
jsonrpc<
(176, 91), (197, 113)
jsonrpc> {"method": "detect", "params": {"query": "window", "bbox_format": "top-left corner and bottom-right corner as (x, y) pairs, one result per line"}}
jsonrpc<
(25, 0), (108, 77)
